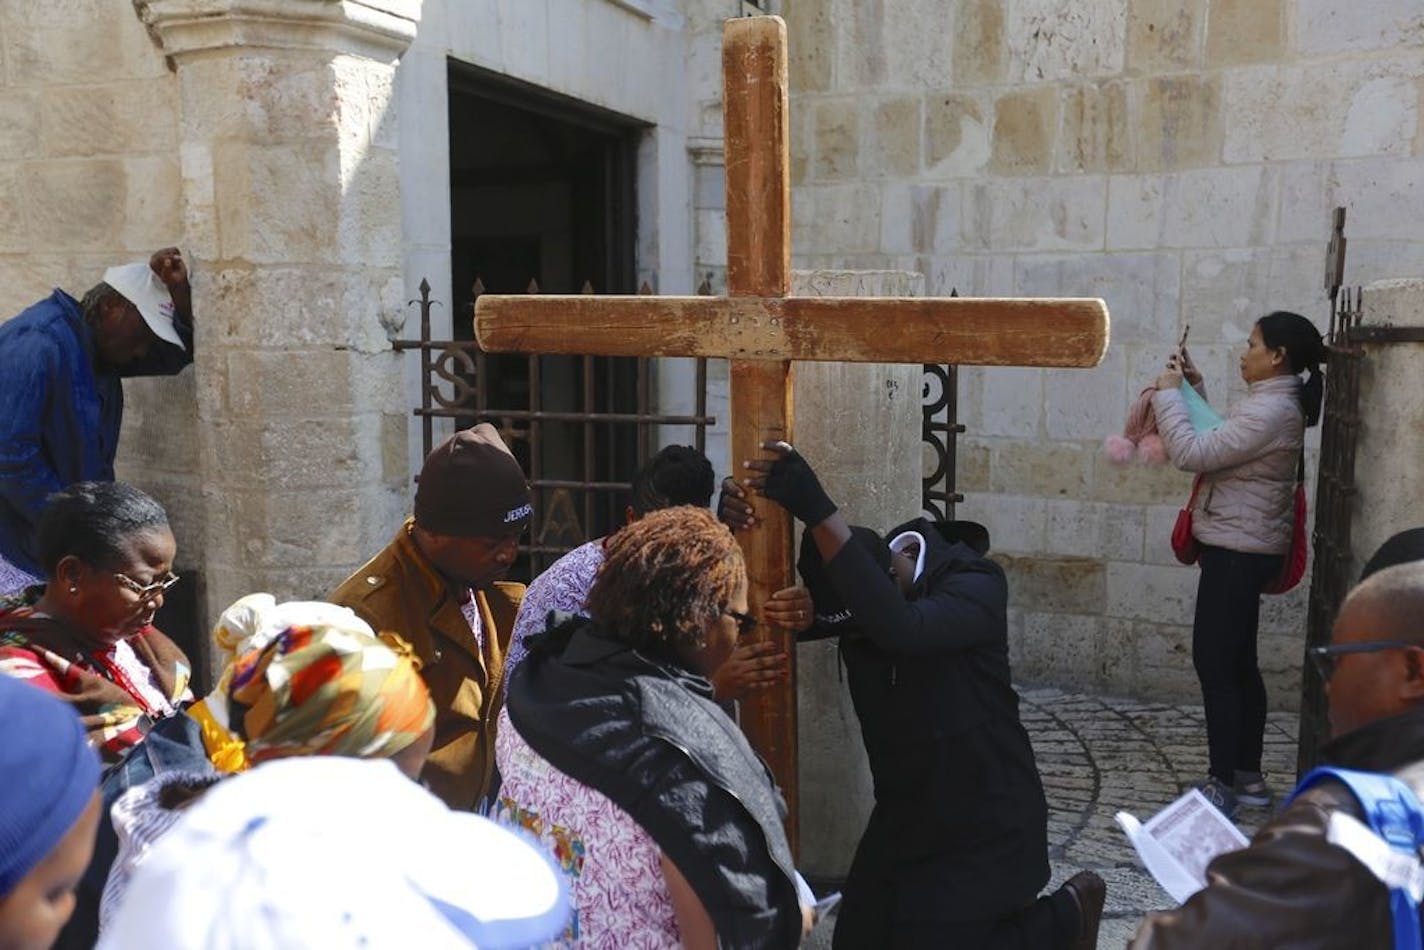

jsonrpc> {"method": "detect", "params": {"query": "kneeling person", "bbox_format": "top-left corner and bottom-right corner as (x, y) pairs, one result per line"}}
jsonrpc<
(746, 441), (1104, 949)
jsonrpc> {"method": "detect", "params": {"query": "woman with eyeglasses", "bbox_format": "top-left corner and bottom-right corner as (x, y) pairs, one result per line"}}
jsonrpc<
(0, 481), (190, 763)
(494, 505), (812, 948)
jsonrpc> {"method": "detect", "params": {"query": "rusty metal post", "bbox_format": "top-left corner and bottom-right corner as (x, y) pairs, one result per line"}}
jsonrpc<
(1297, 207), (1365, 775)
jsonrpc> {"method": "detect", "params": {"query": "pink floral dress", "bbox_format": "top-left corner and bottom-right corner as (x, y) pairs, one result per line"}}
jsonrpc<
(505, 540), (605, 678)
(491, 707), (679, 948)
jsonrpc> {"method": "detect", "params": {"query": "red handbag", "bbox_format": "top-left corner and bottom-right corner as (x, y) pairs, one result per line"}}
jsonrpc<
(1171, 475), (1204, 565)
(1262, 451), (1308, 595)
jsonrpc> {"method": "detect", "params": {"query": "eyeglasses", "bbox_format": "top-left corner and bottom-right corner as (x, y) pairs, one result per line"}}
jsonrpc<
(1307, 640), (1419, 681)
(114, 571), (181, 603)
(723, 609), (757, 638)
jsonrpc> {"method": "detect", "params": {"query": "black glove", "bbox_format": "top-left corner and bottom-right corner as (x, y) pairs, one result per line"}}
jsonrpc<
(763, 449), (837, 526)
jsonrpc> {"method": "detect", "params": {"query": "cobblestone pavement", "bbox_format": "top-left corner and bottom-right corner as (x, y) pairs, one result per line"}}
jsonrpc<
(1028, 686), (1298, 947)
(807, 686), (1299, 948)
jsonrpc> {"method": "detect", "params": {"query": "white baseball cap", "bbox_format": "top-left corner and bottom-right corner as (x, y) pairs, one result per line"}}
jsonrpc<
(101, 262), (185, 351)
(98, 758), (571, 949)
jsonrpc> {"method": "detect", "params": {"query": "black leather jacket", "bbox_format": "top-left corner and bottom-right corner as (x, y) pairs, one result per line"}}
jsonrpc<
(507, 618), (803, 949)
(1132, 705), (1424, 948)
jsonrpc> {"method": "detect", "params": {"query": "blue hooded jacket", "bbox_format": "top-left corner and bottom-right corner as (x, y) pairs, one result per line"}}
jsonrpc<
(0, 289), (193, 573)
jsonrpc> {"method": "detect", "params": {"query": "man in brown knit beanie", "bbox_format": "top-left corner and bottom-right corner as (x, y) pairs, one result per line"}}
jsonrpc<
(328, 424), (531, 810)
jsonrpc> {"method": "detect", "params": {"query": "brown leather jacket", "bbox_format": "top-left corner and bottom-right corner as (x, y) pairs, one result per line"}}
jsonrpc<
(1132, 706), (1424, 949)
(327, 519), (524, 810)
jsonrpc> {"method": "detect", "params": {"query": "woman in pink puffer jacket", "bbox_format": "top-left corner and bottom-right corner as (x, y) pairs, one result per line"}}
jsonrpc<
(1151, 311), (1326, 818)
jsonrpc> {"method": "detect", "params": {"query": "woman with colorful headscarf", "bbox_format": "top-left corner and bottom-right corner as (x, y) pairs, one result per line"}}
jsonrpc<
(98, 598), (436, 933)
(0, 482), (191, 763)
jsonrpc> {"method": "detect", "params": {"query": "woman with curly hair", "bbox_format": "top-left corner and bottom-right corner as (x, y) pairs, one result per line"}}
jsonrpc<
(494, 506), (809, 948)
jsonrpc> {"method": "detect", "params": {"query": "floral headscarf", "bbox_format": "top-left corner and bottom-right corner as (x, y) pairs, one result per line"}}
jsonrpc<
(229, 623), (435, 766)
(192, 596), (433, 770)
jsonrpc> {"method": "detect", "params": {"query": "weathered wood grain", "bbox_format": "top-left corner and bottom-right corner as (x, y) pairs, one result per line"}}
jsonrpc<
(724, 15), (790, 300)
(476, 294), (1111, 367)
(723, 16), (799, 849)
(728, 359), (799, 848)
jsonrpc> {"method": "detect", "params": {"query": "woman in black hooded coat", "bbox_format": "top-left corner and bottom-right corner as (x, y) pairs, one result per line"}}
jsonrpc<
(744, 441), (1104, 950)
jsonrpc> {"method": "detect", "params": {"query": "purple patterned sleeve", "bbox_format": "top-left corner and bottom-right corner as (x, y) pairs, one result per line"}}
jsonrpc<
(505, 541), (605, 677)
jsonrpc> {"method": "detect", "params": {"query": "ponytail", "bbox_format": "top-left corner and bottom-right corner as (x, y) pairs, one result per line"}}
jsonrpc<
(1301, 366), (1323, 427)
(1257, 311), (1327, 428)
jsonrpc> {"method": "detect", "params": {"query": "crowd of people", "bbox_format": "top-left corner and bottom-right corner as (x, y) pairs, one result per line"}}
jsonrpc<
(2, 250), (1420, 950)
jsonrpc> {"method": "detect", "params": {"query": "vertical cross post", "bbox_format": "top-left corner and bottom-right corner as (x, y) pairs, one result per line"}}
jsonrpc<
(722, 17), (800, 848)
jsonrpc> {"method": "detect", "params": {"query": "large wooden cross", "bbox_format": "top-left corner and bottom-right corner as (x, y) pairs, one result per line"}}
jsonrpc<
(476, 16), (1109, 846)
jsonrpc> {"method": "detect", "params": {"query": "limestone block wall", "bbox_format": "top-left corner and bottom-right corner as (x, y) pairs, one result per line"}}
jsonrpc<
(1352, 279), (1424, 579)
(0, 2), (202, 577)
(776, 0), (1424, 710)
(139, 1), (420, 645)
(791, 269), (924, 878)
(1, 1), (422, 665)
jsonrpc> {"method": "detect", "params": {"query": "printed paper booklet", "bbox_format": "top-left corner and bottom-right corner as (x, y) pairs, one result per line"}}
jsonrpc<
(1116, 789), (1249, 904)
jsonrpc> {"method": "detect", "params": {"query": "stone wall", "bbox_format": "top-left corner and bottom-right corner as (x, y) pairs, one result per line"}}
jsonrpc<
(0, 0), (743, 667)
(777, 0), (1424, 709)
(0, 1), (199, 559)
(1, 1), (421, 671)
(791, 269), (923, 878)
(1351, 278), (1424, 579)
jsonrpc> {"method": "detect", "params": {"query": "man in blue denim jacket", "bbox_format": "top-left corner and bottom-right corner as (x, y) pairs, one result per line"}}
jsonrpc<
(0, 248), (194, 583)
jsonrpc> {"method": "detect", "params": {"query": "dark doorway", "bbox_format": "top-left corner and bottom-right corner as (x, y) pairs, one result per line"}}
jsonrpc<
(447, 62), (646, 576)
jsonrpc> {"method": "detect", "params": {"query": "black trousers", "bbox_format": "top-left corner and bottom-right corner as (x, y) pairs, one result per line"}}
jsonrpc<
(834, 878), (1076, 949)
(832, 811), (1076, 949)
(1192, 544), (1284, 784)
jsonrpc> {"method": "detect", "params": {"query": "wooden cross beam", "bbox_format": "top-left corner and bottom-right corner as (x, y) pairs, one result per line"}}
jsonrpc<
(476, 15), (1109, 848)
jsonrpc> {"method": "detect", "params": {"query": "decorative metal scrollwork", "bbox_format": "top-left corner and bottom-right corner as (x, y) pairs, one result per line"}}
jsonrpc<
(428, 345), (478, 410)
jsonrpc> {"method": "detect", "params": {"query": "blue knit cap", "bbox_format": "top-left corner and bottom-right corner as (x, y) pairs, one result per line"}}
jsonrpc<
(0, 676), (102, 897)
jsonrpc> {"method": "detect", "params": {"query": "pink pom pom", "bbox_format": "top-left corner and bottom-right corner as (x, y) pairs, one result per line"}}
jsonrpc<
(1104, 435), (1136, 465)
(1137, 434), (1168, 464)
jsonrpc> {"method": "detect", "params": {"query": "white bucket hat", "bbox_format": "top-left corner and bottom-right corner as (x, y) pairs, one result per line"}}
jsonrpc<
(101, 262), (185, 350)
(97, 757), (570, 949)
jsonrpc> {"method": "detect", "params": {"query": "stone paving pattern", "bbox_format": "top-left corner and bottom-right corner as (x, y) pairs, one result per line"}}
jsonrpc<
(808, 686), (1299, 948)
(1026, 687), (1298, 947)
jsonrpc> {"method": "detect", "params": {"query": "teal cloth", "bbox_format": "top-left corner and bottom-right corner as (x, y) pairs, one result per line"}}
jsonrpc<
(1179, 380), (1225, 433)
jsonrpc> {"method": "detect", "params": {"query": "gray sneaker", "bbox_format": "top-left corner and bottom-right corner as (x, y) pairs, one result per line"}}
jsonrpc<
(1234, 770), (1273, 807)
(1195, 776), (1239, 819)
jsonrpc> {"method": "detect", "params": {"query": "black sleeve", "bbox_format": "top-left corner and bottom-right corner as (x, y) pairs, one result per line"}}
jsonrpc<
(823, 539), (1007, 656)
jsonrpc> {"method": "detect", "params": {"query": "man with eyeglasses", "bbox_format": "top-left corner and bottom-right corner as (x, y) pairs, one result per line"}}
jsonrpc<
(1133, 560), (1424, 947)
(0, 249), (194, 595)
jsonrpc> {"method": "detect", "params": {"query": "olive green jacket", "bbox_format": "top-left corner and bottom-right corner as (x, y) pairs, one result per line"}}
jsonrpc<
(328, 519), (524, 810)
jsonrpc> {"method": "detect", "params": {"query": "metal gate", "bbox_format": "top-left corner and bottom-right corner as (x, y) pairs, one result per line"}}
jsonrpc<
(921, 363), (963, 521)
(1297, 209), (1365, 773)
(393, 278), (716, 577)
(922, 288), (964, 521)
